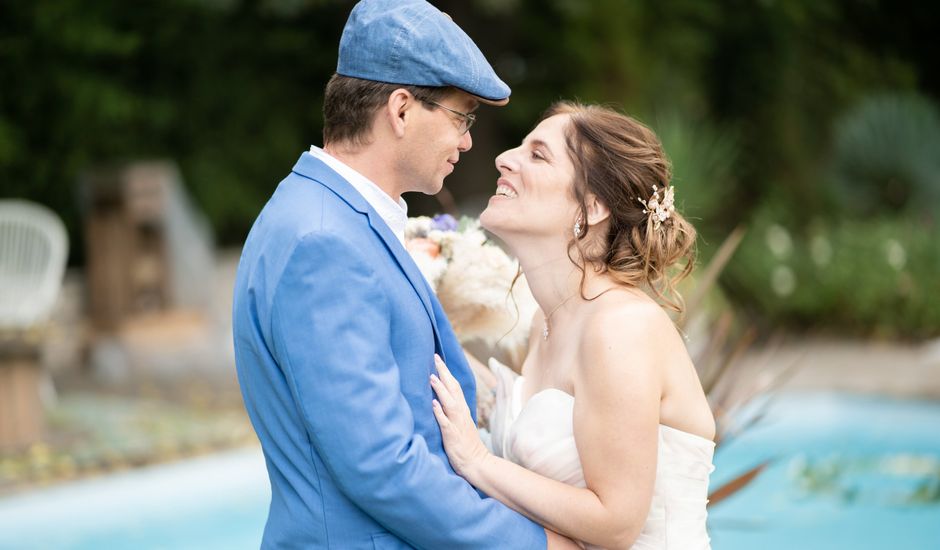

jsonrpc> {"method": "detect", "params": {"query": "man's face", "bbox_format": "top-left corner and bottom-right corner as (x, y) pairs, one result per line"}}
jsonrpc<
(399, 90), (478, 195)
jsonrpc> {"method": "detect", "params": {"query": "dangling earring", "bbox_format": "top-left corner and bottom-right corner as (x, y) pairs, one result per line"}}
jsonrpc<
(573, 214), (584, 238)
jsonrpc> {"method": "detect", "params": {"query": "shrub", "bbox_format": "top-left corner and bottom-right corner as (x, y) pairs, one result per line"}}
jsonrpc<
(724, 206), (939, 338)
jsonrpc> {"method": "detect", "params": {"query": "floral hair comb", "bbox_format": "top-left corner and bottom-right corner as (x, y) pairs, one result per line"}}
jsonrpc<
(637, 184), (675, 230)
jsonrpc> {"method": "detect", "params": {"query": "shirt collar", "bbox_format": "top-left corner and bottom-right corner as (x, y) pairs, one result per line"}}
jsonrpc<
(307, 146), (408, 245)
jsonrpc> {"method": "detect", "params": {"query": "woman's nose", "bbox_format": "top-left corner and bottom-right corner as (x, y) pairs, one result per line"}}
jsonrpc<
(495, 148), (518, 173)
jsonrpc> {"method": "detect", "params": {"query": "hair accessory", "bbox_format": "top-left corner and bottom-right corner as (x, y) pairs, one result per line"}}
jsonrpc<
(637, 184), (675, 230)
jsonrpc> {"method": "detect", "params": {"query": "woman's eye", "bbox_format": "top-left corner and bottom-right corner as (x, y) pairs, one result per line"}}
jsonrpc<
(531, 150), (545, 161)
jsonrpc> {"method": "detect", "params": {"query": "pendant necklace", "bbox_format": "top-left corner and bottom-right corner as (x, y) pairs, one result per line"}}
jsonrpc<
(542, 292), (578, 340)
(542, 285), (623, 340)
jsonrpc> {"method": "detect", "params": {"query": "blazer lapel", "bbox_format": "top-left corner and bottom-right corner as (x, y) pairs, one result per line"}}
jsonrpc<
(291, 154), (445, 357)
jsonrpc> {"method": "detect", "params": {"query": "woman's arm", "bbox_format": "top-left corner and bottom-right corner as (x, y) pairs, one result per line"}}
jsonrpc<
(431, 305), (665, 549)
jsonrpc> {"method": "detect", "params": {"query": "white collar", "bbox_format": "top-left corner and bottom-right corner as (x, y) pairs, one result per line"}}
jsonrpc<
(307, 146), (408, 245)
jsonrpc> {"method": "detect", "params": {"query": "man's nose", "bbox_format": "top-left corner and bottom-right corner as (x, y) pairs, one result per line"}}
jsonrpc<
(458, 129), (472, 152)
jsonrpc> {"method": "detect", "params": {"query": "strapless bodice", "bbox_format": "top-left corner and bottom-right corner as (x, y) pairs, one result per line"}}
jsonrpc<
(487, 359), (715, 550)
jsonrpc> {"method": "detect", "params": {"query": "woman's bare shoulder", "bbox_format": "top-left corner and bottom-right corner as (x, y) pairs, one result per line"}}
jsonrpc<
(581, 291), (676, 350)
(574, 293), (672, 387)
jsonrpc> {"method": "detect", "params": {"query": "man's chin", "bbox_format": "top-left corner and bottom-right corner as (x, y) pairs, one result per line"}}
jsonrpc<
(421, 180), (446, 196)
(400, 179), (444, 196)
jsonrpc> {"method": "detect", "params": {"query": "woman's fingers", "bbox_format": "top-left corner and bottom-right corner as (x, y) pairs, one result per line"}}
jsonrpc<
(434, 354), (464, 397)
(430, 373), (459, 413)
(429, 356), (493, 481)
(431, 399), (450, 428)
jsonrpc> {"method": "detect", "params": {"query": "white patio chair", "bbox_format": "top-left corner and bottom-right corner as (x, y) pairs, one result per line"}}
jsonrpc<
(0, 200), (69, 330)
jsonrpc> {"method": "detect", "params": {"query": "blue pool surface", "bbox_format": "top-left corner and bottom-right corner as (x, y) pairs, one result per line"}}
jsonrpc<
(0, 448), (269, 550)
(708, 392), (940, 549)
(1, 392), (938, 549)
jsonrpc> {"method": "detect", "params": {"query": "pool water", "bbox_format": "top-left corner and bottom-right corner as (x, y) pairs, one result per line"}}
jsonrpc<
(708, 392), (940, 549)
(1, 392), (938, 549)
(0, 449), (269, 550)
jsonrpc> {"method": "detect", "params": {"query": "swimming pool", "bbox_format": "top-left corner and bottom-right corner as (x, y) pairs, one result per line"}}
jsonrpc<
(0, 448), (269, 550)
(708, 392), (940, 549)
(1, 392), (938, 549)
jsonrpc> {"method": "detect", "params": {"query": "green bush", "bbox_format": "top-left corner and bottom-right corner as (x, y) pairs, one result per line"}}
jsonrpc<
(724, 206), (940, 338)
(722, 93), (940, 337)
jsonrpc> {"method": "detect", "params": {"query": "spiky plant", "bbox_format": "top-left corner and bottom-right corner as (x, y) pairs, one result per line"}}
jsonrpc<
(677, 228), (799, 507)
(653, 111), (741, 234)
(829, 93), (940, 217)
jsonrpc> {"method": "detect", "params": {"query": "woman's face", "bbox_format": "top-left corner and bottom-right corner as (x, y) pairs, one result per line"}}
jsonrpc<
(480, 113), (579, 242)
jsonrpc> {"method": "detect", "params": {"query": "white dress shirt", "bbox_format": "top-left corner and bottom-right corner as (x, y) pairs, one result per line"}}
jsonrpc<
(307, 145), (408, 245)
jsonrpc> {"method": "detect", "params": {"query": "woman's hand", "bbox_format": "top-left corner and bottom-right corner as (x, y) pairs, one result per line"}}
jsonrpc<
(430, 354), (492, 482)
(462, 347), (497, 429)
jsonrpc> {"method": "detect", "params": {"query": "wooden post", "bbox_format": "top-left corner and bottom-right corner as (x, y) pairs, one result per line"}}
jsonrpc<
(83, 164), (172, 331)
(0, 330), (44, 451)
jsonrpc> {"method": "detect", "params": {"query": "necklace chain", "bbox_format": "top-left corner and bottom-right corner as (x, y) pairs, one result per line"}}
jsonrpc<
(540, 286), (623, 340)
(541, 293), (578, 340)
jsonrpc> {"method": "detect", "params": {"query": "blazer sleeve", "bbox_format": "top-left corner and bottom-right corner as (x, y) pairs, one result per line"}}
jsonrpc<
(270, 232), (546, 550)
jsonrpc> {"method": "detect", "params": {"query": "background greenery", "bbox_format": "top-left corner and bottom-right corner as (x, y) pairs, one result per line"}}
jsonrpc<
(2, 0), (937, 337)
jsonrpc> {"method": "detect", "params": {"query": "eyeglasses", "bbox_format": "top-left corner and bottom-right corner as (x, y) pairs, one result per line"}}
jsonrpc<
(422, 99), (476, 135)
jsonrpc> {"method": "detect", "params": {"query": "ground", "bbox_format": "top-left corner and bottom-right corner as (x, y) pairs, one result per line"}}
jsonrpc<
(2, 249), (938, 496)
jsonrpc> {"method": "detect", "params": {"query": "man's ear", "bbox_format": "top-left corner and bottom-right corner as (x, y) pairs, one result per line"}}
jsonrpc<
(384, 88), (413, 138)
(585, 193), (611, 226)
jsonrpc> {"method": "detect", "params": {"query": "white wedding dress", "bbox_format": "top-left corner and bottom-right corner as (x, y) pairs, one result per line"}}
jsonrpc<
(487, 359), (715, 550)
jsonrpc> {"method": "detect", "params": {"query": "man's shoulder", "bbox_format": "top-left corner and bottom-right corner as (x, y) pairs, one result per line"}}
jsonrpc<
(239, 173), (373, 282)
(264, 171), (367, 234)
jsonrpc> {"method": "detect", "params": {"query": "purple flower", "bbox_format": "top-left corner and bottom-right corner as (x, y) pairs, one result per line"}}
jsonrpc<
(431, 214), (458, 232)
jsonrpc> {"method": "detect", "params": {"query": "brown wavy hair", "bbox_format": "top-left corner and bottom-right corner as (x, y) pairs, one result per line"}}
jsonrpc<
(545, 101), (697, 314)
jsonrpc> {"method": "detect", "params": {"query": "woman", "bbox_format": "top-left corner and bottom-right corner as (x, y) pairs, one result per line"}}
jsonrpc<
(430, 102), (716, 549)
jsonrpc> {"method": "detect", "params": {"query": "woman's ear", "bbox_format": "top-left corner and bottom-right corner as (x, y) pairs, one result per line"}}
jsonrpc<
(584, 194), (611, 226)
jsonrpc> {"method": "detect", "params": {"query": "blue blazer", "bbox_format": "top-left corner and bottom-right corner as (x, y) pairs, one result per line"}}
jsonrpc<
(232, 153), (547, 549)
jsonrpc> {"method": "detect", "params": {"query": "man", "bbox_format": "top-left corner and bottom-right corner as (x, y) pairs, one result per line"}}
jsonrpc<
(233, 1), (573, 548)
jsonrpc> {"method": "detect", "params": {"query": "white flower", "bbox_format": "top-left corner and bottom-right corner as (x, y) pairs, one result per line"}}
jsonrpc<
(884, 239), (907, 271)
(405, 216), (433, 239)
(810, 235), (833, 266)
(426, 229), (447, 244)
(411, 252), (448, 290)
(437, 244), (524, 343)
(765, 224), (793, 259)
(404, 215), (534, 349)
(771, 265), (796, 296)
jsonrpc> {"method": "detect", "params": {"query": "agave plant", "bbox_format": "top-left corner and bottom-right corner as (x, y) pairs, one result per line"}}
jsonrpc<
(677, 227), (801, 507)
(829, 93), (940, 217)
(653, 111), (741, 231)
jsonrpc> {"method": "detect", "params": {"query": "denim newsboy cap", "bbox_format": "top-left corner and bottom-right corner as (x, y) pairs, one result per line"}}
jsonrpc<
(337, 0), (511, 105)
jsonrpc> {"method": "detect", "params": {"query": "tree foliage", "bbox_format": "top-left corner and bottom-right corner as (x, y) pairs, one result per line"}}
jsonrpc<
(1, 0), (936, 266)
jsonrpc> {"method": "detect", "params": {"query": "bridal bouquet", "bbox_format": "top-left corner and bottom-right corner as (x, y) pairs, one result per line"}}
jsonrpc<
(405, 214), (536, 356)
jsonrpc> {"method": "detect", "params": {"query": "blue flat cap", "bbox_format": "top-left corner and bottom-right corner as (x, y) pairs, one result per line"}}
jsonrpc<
(337, 0), (511, 106)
